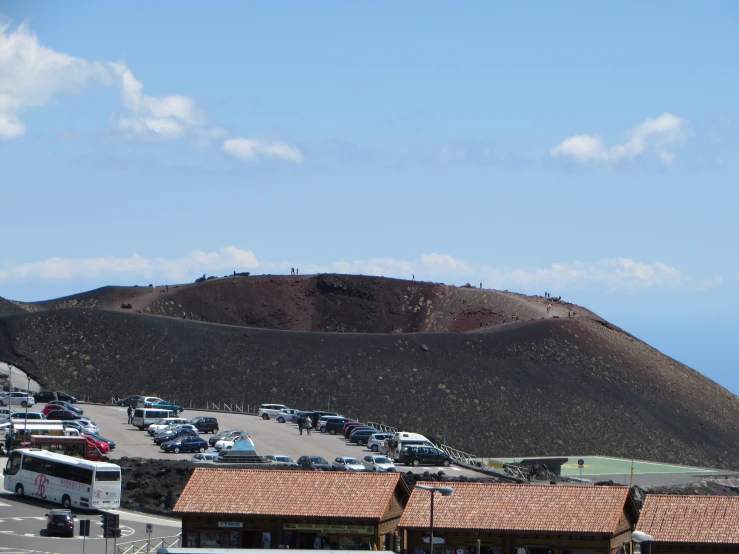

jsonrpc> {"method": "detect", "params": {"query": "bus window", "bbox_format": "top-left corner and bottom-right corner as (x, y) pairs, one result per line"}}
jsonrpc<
(5, 451), (21, 475)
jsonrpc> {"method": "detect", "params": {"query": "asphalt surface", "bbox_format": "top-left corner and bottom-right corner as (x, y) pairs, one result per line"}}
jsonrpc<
(71, 403), (483, 478)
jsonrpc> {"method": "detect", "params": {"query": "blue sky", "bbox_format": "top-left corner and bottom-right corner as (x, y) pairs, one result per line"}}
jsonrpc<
(1, 2), (738, 392)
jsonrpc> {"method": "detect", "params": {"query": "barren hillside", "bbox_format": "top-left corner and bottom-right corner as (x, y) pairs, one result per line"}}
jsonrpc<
(1, 275), (738, 470)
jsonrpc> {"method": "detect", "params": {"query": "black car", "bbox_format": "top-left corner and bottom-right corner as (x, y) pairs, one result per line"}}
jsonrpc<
(348, 429), (379, 446)
(86, 431), (116, 450)
(190, 416), (219, 434)
(154, 428), (198, 445)
(161, 435), (208, 453)
(296, 455), (333, 471)
(34, 391), (77, 403)
(46, 401), (84, 414)
(46, 509), (75, 537)
(397, 446), (453, 467)
(324, 418), (356, 435)
(45, 409), (80, 421)
(117, 395), (144, 407)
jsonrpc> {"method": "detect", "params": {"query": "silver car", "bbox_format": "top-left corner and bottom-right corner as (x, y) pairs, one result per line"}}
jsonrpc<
(0, 392), (35, 408)
(265, 454), (298, 466)
(362, 455), (396, 472)
(332, 457), (366, 471)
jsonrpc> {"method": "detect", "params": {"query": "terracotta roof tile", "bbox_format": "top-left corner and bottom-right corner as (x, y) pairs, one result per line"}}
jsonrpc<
(173, 468), (400, 519)
(636, 495), (739, 544)
(399, 483), (628, 534)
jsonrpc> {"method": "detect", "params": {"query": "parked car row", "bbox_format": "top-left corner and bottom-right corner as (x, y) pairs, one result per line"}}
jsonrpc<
(141, 416), (224, 454)
(262, 401), (455, 468)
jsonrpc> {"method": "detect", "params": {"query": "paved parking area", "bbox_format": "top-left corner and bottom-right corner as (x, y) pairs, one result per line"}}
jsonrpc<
(6, 403), (485, 478)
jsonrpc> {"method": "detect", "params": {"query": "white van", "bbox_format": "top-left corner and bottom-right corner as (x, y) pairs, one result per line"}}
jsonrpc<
(133, 408), (174, 430)
(382, 431), (434, 459)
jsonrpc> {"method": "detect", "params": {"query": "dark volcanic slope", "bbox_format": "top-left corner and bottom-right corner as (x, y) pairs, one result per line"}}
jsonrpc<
(0, 296), (33, 317)
(20, 274), (585, 333)
(1, 308), (738, 470)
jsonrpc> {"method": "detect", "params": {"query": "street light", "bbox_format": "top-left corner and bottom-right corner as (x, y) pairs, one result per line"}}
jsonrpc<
(632, 531), (654, 554)
(25, 375), (30, 421)
(415, 485), (454, 554)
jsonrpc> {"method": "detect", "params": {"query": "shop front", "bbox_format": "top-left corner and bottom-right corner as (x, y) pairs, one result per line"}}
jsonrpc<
(174, 468), (408, 550)
(399, 483), (636, 554)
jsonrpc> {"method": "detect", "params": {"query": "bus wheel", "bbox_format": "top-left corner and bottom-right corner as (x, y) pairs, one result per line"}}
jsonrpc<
(199, 447), (205, 453)
(62, 495), (71, 509)
(15, 484), (24, 496)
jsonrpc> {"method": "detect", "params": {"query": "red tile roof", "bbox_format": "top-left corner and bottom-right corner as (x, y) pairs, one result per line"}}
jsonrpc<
(637, 495), (739, 544)
(173, 468), (400, 519)
(399, 483), (628, 534)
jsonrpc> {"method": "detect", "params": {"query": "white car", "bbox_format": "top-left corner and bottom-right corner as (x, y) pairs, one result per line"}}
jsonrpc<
(276, 409), (301, 423)
(362, 455), (396, 472)
(0, 392), (35, 408)
(148, 418), (189, 435)
(75, 417), (99, 433)
(191, 452), (218, 462)
(264, 454), (298, 466)
(332, 457), (366, 472)
(258, 404), (289, 420)
(214, 437), (238, 451)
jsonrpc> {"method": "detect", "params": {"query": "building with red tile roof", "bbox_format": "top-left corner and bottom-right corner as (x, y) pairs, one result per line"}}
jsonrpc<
(173, 468), (407, 550)
(399, 482), (636, 554)
(635, 495), (739, 554)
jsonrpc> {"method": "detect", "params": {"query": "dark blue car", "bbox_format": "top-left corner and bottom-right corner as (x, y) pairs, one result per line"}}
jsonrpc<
(161, 436), (208, 453)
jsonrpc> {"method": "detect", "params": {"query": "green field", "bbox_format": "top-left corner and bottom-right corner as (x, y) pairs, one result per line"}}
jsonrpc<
(493, 455), (717, 476)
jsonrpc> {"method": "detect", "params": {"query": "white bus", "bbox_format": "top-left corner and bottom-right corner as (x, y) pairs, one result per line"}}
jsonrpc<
(3, 448), (121, 510)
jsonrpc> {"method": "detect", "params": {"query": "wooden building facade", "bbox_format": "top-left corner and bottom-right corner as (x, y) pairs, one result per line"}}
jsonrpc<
(398, 483), (637, 554)
(173, 468), (408, 550)
(635, 494), (739, 554)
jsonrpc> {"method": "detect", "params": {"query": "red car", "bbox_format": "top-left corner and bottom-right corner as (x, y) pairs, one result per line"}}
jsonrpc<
(342, 421), (365, 435)
(82, 433), (110, 453)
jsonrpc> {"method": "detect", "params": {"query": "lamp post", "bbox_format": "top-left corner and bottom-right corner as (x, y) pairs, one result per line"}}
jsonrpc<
(415, 485), (454, 554)
(25, 376), (30, 421)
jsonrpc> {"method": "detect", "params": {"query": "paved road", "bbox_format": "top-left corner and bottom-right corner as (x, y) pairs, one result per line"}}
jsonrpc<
(0, 491), (181, 554)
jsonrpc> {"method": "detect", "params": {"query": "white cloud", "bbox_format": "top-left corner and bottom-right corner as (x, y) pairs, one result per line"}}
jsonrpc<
(223, 138), (303, 163)
(0, 246), (259, 283)
(551, 113), (688, 165)
(0, 249), (701, 294)
(0, 19), (111, 139)
(0, 18), (219, 141)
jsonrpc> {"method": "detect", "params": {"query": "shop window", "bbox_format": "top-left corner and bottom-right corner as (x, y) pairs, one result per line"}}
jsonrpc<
(200, 533), (221, 548)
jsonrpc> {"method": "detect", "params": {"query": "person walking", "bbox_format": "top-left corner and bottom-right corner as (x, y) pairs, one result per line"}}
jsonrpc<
(306, 418), (312, 436)
(127, 405), (133, 424)
(297, 416), (304, 436)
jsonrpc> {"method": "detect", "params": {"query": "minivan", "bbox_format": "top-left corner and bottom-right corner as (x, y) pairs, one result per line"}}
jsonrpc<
(397, 445), (453, 467)
(258, 404), (288, 420)
(133, 408), (174, 430)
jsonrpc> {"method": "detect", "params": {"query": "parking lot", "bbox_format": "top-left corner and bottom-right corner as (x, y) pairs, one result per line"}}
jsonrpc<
(2, 403), (486, 479)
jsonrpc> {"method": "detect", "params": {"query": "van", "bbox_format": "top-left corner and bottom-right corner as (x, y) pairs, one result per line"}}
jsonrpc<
(382, 431), (434, 459)
(133, 408), (174, 430)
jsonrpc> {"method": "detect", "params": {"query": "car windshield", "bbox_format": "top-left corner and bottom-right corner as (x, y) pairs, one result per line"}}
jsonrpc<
(276, 456), (290, 462)
(310, 457), (327, 464)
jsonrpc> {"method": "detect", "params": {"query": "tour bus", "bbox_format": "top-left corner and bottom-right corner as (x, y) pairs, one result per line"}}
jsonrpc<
(28, 435), (104, 461)
(133, 408), (174, 430)
(4, 448), (121, 509)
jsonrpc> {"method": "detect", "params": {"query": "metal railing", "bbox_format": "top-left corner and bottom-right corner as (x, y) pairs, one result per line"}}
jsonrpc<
(366, 421), (398, 433)
(438, 443), (477, 466)
(118, 533), (181, 554)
